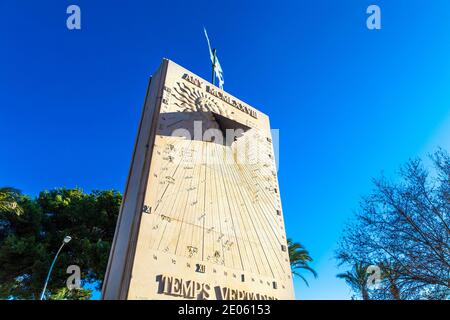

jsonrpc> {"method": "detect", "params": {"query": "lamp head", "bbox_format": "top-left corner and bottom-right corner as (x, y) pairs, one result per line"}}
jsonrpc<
(63, 236), (72, 244)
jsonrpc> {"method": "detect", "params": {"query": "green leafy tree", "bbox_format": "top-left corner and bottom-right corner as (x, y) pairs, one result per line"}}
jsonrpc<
(50, 287), (92, 300)
(287, 239), (317, 286)
(0, 187), (23, 215)
(1, 187), (318, 299)
(0, 188), (121, 299)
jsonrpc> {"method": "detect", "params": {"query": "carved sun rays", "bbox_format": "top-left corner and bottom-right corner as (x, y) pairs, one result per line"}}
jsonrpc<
(171, 82), (232, 119)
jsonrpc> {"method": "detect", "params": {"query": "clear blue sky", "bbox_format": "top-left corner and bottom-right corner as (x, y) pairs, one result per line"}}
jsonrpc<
(1, 1), (449, 299)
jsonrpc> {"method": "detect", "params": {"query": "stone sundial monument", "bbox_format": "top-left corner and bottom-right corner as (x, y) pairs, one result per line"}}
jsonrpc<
(102, 59), (294, 300)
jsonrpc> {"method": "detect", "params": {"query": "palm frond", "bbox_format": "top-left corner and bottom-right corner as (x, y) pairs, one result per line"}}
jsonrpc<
(287, 238), (317, 283)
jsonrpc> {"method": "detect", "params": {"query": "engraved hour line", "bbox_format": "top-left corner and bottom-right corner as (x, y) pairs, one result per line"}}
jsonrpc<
(215, 131), (259, 271)
(238, 163), (287, 277)
(215, 141), (242, 270)
(233, 131), (274, 275)
(226, 148), (273, 277)
(251, 167), (286, 242)
(233, 130), (285, 277)
(171, 140), (198, 256)
(242, 147), (283, 235)
(149, 137), (182, 249)
(172, 141), (192, 256)
(204, 142), (213, 263)
(169, 141), (198, 256)
(246, 160), (287, 245)
(195, 143), (206, 262)
(210, 143), (224, 265)
(235, 164), (278, 277)
(217, 142), (262, 275)
(239, 135), (288, 275)
(189, 142), (204, 258)
(167, 153), (192, 255)
(220, 154), (246, 271)
(184, 142), (202, 260)
(247, 161), (290, 276)
(201, 140), (208, 261)
(152, 138), (185, 218)
(221, 141), (263, 275)
(154, 139), (188, 251)
(174, 141), (198, 256)
(246, 168), (285, 251)
(217, 142), (234, 267)
(153, 137), (190, 212)
(156, 139), (194, 251)
(214, 145), (234, 268)
(242, 132), (283, 220)
(219, 145), (256, 273)
(153, 143), (179, 203)
(211, 142), (227, 267)
(217, 147), (245, 271)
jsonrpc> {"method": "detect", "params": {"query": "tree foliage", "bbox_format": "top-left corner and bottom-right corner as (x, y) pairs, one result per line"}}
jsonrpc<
(336, 149), (450, 300)
(287, 238), (317, 286)
(0, 188), (121, 299)
(0, 186), (313, 299)
(0, 187), (23, 215)
(336, 263), (370, 300)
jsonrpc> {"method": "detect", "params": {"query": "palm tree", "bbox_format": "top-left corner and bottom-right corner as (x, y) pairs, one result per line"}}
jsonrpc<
(287, 238), (317, 286)
(0, 187), (23, 214)
(379, 262), (401, 300)
(336, 263), (370, 300)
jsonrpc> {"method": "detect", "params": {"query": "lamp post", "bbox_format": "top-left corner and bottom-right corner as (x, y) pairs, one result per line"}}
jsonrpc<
(40, 235), (72, 300)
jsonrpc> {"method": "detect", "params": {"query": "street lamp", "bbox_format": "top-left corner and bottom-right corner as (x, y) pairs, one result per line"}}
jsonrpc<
(40, 235), (72, 300)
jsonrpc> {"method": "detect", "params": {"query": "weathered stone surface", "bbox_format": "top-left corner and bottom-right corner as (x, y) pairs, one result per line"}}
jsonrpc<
(102, 59), (294, 300)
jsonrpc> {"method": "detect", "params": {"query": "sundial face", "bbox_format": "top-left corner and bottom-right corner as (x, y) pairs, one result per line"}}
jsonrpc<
(102, 59), (294, 300)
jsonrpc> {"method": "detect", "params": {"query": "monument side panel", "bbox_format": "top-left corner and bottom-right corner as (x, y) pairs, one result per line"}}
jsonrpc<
(102, 59), (169, 299)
